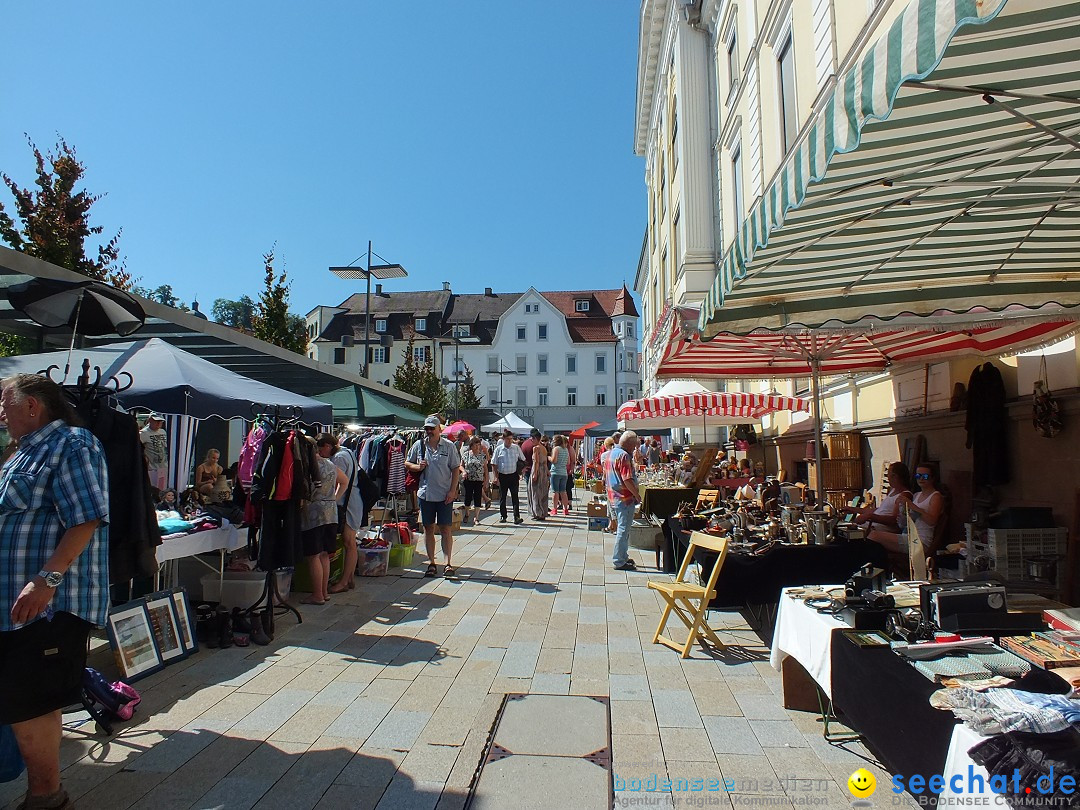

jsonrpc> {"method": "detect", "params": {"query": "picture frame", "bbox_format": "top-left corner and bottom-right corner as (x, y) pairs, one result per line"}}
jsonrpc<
(168, 586), (198, 654)
(106, 602), (163, 681)
(144, 593), (185, 663)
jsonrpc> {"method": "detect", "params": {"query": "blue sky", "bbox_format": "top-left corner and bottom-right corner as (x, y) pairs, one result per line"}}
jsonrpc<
(0, 2), (644, 316)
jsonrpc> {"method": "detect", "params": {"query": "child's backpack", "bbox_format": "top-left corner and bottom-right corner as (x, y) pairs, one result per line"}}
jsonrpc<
(82, 668), (141, 722)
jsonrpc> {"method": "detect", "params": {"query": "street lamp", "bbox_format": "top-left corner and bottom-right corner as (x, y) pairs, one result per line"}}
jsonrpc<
(330, 241), (408, 378)
(437, 328), (480, 419)
(490, 362), (518, 419)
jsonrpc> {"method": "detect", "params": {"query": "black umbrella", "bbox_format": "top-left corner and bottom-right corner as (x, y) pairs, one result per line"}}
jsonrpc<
(7, 278), (146, 377)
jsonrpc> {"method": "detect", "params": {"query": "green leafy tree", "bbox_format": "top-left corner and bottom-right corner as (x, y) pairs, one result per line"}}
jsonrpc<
(251, 249), (307, 354)
(131, 284), (182, 308)
(392, 336), (446, 415)
(450, 363), (482, 411)
(0, 136), (129, 289)
(0, 332), (33, 357)
(212, 295), (256, 331)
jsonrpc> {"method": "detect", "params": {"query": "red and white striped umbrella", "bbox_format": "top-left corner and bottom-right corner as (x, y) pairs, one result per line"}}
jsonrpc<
(617, 390), (810, 430)
(656, 311), (1079, 380)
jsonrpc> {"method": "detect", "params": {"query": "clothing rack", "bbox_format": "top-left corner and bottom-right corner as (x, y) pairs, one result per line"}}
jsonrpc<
(246, 403), (303, 632)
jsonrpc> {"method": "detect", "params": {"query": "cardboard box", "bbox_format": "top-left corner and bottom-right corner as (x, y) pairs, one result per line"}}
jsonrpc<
(451, 507), (464, 530)
(586, 501), (608, 518)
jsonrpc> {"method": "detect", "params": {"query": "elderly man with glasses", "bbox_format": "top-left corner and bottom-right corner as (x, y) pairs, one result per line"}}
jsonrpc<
(405, 415), (462, 578)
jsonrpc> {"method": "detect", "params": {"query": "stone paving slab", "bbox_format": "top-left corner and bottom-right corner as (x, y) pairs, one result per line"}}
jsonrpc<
(0, 495), (910, 810)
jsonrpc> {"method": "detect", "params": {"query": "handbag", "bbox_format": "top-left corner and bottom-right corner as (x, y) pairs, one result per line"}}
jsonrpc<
(405, 441), (426, 493)
(1033, 355), (1063, 438)
(515, 449), (526, 475)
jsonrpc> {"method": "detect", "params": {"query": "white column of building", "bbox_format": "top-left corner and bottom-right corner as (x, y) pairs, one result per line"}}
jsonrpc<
(674, 21), (718, 304)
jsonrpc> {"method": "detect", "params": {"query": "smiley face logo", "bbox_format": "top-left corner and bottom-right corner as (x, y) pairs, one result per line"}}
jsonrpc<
(847, 768), (876, 798)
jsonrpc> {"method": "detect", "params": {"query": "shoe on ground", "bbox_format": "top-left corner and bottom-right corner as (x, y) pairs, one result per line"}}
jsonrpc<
(514, 518), (524, 524)
(613, 560), (638, 571)
(499, 516), (507, 523)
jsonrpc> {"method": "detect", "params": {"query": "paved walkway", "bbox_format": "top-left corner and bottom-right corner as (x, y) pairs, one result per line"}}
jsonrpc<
(1, 506), (916, 809)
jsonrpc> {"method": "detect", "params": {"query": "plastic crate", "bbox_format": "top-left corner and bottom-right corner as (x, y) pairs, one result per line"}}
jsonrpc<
(388, 544), (415, 569)
(358, 547), (390, 577)
(824, 432), (862, 458)
(201, 570), (292, 608)
(965, 524), (1069, 585)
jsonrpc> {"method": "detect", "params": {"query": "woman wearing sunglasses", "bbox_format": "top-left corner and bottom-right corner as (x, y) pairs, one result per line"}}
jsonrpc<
(869, 464), (944, 554)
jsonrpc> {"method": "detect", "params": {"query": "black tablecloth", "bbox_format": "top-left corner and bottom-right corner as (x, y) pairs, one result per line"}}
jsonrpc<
(640, 486), (699, 520)
(830, 632), (958, 797)
(662, 520), (888, 606)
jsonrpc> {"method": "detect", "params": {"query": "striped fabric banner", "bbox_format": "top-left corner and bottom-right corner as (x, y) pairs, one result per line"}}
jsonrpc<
(698, 0), (1080, 337)
(165, 414), (199, 491)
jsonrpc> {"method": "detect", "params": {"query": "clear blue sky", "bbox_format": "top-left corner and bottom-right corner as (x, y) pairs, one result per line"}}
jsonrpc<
(1, 2), (644, 316)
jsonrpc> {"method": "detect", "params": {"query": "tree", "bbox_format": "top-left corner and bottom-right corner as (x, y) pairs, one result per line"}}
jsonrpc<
(0, 136), (129, 289)
(251, 249), (307, 354)
(212, 295), (256, 332)
(0, 332), (33, 358)
(450, 363), (482, 411)
(131, 284), (183, 308)
(392, 336), (446, 415)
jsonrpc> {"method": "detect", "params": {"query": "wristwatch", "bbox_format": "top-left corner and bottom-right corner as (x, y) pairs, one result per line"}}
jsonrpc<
(37, 570), (64, 588)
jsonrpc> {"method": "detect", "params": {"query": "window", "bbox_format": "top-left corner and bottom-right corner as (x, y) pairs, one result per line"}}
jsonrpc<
(673, 208), (681, 277)
(334, 347), (346, 365)
(537, 354), (548, 374)
(415, 317), (427, 332)
(628, 388), (635, 400)
(488, 388), (499, 405)
(516, 324), (527, 341)
(626, 323), (634, 339)
(413, 345), (428, 363)
(660, 161), (667, 221)
(453, 356), (465, 375)
(566, 354), (577, 374)
(618, 386), (625, 403)
(515, 387), (527, 407)
(778, 32), (798, 153)
(525, 303), (539, 313)
(626, 352), (635, 373)
(566, 387), (577, 406)
(731, 143), (745, 224)
(671, 107), (679, 170)
(595, 386), (607, 406)
(516, 355), (527, 374)
(487, 355), (499, 374)
(375, 319), (387, 333)
(574, 299), (590, 312)
(370, 346), (387, 364)
(538, 387), (548, 406)
(615, 323), (622, 336)
(595, 354), (606, 374)
(452, 324), (470, 337)
(726, 24), (739, 93)
(537, 323), (548, 341)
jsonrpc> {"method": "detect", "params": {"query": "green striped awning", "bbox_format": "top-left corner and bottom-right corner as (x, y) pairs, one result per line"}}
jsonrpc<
(698, 0), (1080, 337)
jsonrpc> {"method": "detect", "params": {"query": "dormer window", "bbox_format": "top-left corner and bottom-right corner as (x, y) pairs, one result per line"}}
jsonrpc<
(415, 317), (427, 332)
(575, 299), (591, 312)
(375, 319), (387, 333)
(452, 324), (470, 337)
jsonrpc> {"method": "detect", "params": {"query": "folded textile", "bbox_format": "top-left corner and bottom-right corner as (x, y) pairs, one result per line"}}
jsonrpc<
(969, 728), (1080, 810)
(159, 518), (196, 534)
(931, 686), (1080, 735)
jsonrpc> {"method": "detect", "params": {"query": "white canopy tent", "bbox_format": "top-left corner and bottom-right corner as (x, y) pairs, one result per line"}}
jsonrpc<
(481, 411), (535, 436)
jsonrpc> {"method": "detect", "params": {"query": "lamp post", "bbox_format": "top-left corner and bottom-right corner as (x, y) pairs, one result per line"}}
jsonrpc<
(436, 328), (480, 421)
(491, 362), (518, 419)
(330, 242), (408, 378)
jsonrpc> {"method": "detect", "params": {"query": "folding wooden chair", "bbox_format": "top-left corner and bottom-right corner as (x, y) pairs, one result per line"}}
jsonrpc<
(694, 488), (720, 512)
(647, 531), (729, 658)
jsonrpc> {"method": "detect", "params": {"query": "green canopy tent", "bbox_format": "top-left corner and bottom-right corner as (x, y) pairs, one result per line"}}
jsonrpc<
(314, 385), (425, 426)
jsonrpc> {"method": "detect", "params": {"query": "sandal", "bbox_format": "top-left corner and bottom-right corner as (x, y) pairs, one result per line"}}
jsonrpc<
(424, 563), (438, 578)
(444, 564), (457, 578)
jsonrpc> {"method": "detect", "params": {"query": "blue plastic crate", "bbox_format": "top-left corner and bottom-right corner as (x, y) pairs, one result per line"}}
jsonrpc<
(588, 516), (608, 531)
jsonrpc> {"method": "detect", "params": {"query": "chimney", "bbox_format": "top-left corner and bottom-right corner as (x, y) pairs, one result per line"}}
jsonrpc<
(442, 281), (451, 292)
(375, 283), (382, 295)
(484, 287), (493, 296)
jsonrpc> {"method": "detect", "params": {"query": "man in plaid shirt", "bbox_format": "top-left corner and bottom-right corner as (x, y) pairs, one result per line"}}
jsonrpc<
(0, 375), (109, 810)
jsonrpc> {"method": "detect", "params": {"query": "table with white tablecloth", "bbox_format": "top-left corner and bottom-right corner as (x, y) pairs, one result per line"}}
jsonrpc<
(769, 586), (849, 698)
(155, 522), (244, 589)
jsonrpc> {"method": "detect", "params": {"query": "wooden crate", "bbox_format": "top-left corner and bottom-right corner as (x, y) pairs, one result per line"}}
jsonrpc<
(824, 431), (862, 458)
(807, 458), (863, 491)
(825, 490), (861, 511)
